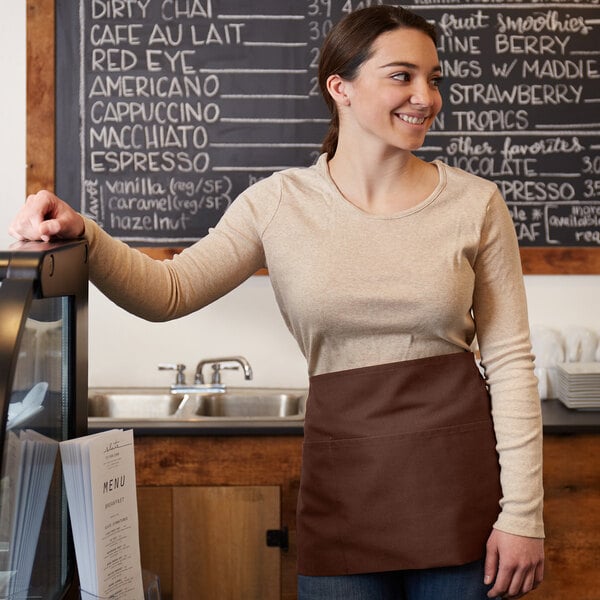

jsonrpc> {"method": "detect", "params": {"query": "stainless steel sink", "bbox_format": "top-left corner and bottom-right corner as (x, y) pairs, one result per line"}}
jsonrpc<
(87, 387), (307, 431)
(88, 390), (183, 419)
(194, 393), (302, 418)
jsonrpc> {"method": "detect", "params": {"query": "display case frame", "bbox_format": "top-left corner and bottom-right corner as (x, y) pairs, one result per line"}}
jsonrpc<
(0, 240), (88, 600)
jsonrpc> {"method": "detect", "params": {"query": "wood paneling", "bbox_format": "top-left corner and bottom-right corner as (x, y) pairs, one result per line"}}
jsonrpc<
(173, 486), (280, 600)
(137, 487), (173, 599)
(134, 434), (599, 600)
(527, 434), (600, 600)
(135, 436), (302, 599)
(26, 0), (55, 194)
(520, 248), (600, 275)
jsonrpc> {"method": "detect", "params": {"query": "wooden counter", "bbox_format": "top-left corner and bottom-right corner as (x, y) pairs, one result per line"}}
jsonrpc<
(528, 433), (600, 600)
(133, 431), (599, 600)
(134, 435), (303, 600)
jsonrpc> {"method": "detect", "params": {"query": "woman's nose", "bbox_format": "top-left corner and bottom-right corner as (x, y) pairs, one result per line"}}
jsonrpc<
(410, 80), (435, 107)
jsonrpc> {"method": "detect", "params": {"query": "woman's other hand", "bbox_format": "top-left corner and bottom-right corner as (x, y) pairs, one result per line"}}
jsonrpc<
(9, 190), (85, 242)
(485, 529), (544, 598)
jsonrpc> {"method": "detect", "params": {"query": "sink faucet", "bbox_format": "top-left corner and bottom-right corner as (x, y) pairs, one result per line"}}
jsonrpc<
(158, 363), (186, 385)
(194, 356), (253, 385)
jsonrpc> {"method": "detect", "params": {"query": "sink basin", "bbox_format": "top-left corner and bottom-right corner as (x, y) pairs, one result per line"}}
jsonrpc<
(88, 390), (182, 419)
(194, 393), (302, 418)
(87, 387), (307, 422)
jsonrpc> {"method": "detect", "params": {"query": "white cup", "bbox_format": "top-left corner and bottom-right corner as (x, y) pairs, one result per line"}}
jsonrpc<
(564, 326), (598, 363)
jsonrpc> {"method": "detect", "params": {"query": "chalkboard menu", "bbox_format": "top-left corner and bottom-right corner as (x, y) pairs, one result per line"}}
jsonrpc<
(56, 1), (600, 249)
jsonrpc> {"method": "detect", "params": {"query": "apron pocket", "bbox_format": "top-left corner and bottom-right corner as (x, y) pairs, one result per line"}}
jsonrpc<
(297, 419), (501, 575)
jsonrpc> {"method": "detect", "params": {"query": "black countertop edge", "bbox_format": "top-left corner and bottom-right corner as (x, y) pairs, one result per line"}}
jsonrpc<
(123, 425), (304, 436)
(541, 398), (600, 435)
(87, 419), (305, 437)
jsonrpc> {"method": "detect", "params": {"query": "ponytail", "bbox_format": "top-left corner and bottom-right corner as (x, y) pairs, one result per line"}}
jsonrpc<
(320, 114), (339, 159)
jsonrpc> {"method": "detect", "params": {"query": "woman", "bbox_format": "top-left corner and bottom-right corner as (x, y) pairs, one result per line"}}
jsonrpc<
(10, 6), (544, 599)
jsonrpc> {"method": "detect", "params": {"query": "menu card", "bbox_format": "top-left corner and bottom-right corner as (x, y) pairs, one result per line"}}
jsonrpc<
(0, 429), (58, 599)
(60, 429), (144, 600)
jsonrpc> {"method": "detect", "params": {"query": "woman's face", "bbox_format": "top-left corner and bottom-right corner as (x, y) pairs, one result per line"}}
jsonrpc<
(337, 27), (443, 153)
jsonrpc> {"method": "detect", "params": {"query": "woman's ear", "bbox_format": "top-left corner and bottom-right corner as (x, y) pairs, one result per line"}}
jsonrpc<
(326, 74), (351, 107)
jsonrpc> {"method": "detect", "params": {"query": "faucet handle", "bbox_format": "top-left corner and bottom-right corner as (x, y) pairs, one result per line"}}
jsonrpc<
(211, 363), (239, 384)
(158, 363), (186, 385)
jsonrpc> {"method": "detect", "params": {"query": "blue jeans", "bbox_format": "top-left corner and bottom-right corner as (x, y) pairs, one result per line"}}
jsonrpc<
(298, 559), (500, 600)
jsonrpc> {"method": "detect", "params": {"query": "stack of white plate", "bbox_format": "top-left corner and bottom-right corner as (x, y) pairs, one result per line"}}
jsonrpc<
(556, 362), (600, 410)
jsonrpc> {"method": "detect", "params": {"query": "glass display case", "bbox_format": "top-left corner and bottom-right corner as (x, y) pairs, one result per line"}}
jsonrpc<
(0, 240), (88, 599)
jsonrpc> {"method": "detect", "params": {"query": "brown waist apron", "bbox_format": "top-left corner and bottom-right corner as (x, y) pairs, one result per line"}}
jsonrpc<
(297, 351), (501, 576)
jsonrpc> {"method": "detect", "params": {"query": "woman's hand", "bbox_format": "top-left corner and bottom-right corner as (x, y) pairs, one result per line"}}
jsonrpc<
(9, 190), (85, 242)
(485, 529), (544, 598)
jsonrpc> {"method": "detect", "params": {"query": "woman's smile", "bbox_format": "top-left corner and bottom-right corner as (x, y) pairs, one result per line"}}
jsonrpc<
(395, 112), (429, 126)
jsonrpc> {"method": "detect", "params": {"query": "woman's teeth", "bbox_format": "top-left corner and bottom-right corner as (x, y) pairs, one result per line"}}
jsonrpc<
(398, 114), (426, 125)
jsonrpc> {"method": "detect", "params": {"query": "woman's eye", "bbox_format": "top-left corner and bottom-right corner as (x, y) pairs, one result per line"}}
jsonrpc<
(431, 76), (445, 88)
(391, 72), (410, 82)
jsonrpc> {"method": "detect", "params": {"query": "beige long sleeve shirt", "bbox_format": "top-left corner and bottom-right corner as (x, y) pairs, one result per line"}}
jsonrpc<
(85, 154), (544, 539)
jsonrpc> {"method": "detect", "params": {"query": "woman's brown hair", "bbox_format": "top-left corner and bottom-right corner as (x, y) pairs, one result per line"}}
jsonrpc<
(318, 5), (437, 159)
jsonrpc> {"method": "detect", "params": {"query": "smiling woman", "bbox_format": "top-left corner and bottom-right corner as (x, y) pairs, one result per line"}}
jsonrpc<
(322, 23), (443, 214)
(317, 5), (440, 161)
(15, 5), (545, 600)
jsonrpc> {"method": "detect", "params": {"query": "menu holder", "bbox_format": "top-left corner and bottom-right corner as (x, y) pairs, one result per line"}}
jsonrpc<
(60, 429), (144, 600)
(0, 429), (59, 600)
